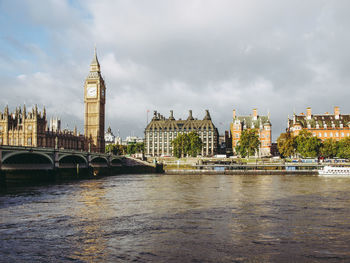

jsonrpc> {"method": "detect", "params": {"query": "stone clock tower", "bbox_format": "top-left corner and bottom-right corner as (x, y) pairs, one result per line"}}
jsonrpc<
(84, 48), (106, 153)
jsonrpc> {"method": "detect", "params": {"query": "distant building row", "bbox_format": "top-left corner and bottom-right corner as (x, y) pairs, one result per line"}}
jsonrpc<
(143, 106), (350, 158)
(105, 127), (143, 146)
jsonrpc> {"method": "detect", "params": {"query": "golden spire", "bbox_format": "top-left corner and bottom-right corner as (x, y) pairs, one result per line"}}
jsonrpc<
(90, 45), (100, 72)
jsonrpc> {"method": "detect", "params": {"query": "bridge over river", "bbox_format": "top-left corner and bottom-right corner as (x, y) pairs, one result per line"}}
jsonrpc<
(0, 146), (159, 184)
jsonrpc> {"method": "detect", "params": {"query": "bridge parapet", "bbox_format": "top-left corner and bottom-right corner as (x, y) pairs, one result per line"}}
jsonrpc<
(0, 145), (123, 171)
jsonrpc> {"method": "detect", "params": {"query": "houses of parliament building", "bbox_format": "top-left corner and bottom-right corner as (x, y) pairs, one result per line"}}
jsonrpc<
(0, 49), (106, 153)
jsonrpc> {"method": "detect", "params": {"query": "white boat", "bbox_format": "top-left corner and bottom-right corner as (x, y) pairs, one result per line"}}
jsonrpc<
(318, 166), (350, 177)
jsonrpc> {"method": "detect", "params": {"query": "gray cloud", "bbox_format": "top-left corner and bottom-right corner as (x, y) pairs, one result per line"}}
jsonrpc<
(1, 0), (350, 140)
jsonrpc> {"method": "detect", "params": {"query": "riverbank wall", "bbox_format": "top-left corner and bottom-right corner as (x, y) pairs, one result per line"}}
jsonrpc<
(165, 169), (318, 175)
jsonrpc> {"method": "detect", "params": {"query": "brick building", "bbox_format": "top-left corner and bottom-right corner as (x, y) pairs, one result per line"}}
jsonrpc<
(230, 108), (272, 156)
(288, 106), (350, 141)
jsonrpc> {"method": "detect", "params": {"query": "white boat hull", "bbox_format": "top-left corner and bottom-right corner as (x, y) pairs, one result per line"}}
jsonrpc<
(318, 166), (350, 177)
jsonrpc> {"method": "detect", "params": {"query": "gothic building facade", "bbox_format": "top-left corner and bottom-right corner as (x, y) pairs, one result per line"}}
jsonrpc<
(0, 49), (106, 153)
(84, 48), (106, 153)
(230, 108), (272, 157)
(144, 110), (219, 157)
(0, 105), (85, 149)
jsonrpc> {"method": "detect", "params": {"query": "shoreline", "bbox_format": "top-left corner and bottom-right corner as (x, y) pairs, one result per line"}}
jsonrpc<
(165, 169), (318, 175)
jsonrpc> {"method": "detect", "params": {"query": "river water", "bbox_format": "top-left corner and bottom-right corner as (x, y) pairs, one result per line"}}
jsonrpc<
(1, 174), (350, 262)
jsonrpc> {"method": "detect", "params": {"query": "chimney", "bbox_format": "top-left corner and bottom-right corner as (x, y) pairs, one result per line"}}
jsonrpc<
(334, 106), (340, 119)
(169, 110), (175, 120)
(188, 110), (194, 120)
(233, 109), (236, 120)
(306, 107), (312, 119)
(253, 108), (257, 120)
(204, 109), (211, 120)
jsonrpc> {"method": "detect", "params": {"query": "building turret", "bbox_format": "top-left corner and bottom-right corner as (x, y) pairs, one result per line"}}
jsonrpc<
(203, 110), (211, 120)
(187, 110), (194, 120)
(169, 110), (175, 120)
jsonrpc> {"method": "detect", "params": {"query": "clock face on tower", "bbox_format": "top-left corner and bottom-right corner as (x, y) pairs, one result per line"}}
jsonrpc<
(87, 83), (97, 98)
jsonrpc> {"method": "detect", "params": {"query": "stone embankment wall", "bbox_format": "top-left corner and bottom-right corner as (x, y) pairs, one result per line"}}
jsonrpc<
(166, 169), (318, 175)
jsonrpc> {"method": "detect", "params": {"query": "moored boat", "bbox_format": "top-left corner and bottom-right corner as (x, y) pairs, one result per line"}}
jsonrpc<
(318, 166), (350, 177)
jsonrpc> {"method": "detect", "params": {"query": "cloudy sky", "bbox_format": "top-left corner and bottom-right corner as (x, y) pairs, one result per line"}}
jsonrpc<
(1, 0), (350, 140)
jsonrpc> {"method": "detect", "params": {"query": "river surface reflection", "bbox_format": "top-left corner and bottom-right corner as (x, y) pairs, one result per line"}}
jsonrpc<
(1, 174), (350, 262)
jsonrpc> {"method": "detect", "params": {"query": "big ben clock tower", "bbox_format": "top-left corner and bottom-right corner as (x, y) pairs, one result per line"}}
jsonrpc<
(84, 48), (106, 153)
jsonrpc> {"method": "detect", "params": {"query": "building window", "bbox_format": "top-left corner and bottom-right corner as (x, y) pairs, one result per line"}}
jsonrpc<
(341, 132), (344, 137)
(336, 133), (339, 137)
(324, 133), (327, 137)
(27, 125), (32, 131)
(319, 133), (322, 137)
(330, 132), (333, 137)
(313, 133), (316, 136)
(27, 138), (32, 145)
(0, 126), (2, 131)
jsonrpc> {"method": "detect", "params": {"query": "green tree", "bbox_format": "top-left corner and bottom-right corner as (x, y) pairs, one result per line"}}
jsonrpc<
(171, 132), (202, 158)
(171, 133), (190, 158)
(235, 129), (260, 158)
(337, 137), (350, 159)
(294, 130), (321, 157)
(188, 131), (203, 157)
(277, 132), (295, 158)
(126, 143), (136, 155)
(320, 138), (338, 158)
(105, 143), (125, 155)
(135, 142), (144, 153)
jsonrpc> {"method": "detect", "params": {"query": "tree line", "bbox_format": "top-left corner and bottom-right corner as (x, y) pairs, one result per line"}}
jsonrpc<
(104, 131), (203, 158)
(105, 142), (144, 155)
(277, 130), (350, 158)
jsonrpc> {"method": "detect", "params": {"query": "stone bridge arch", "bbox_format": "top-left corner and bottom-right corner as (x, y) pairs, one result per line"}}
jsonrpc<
(2, 151), (54, 165)
(59, 154), (88, 164)
(90, 156), (109, 167)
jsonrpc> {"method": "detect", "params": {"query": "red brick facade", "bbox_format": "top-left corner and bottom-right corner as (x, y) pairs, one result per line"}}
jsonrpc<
(230, 108), (272, 156)
(288, 106), (350, 141)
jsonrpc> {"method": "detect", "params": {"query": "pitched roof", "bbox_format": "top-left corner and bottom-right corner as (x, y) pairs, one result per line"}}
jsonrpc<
(145, 110), (218, 131)
(235, 115), (271, 129)
(289, 114), (350, 128)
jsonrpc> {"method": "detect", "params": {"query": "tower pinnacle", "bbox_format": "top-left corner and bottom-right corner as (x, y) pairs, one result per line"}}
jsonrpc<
(90, 46), (100, 72)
